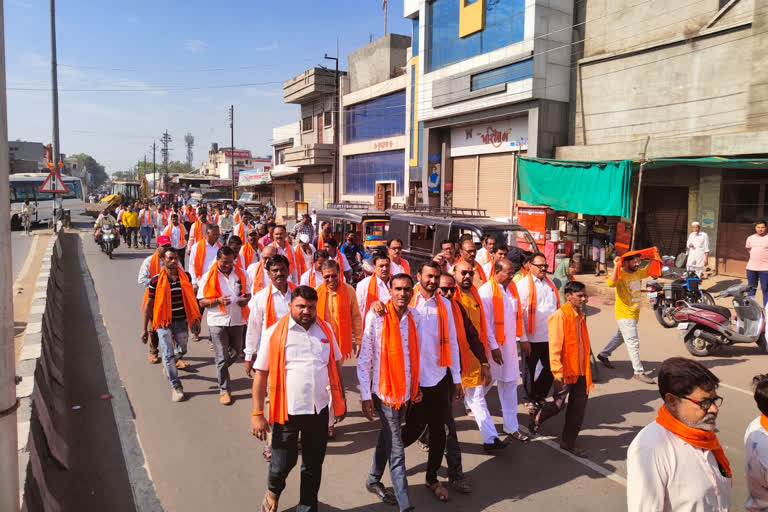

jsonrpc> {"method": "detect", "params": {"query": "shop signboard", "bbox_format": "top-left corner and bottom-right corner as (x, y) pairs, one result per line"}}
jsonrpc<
(238, 167), (272, 186)
(450, 117), (528, 157)
(223, 149), (252, 159)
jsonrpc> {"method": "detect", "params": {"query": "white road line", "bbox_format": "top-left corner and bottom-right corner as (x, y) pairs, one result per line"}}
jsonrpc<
(719, 382), (752, 396)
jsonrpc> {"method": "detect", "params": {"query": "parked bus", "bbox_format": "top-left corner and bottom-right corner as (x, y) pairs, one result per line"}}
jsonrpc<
(9, 172), (85, 229)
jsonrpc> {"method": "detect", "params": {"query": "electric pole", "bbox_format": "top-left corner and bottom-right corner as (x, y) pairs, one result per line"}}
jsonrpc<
(50, 0), (62, 231)
(229, 105), (235, 201)
(160, 130), (171, 192)
(152, 141), (157, 196)
(383, 0), (388, 36)
(324, 51), (339, 203)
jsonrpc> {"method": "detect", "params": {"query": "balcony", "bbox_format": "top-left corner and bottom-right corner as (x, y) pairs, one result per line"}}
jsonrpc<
(283, 67), (340, 104)
(284, 144), (335, 167)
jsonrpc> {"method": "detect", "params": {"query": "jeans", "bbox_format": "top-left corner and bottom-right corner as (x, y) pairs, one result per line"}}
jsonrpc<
(157, 320), (189, 389)
(268, 407), (329, 512)
(140, 225), (153, 247)
(149, 330), (159, 356)
(524, 342), (554, 404)
(747, 269), (768, 307)
(209, 325), (245, 393)
(537, 376), (588, 448)
(367, 395), (411, 512)
(600, 318), (644, 373)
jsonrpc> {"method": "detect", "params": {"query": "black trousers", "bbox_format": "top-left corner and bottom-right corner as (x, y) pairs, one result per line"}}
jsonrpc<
(268, 407), (329, 512)
(525, 342), (554, 404)
(537, 376), (588, 448)
(402, 372), (452, 484)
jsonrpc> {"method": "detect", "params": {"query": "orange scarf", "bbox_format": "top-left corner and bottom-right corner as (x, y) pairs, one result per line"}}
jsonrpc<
(201, 264), (250, 319)
(141, 252), (163, 310)
(267, 315), (345, 424)
(252, 260), (267, 295)
(333, 251), (346, 283)
(163, 223), (185, 246)
(152, 268), (201, 330)
(308, 268), (319, 288)
(410, 286), (451, 367)
(378, 300), (420, 408)
(273, 241), (296, 277)
(557, 302), (593, 391)
(265, 282), (297, 329)
(761, 414), (768, 432)
(236, 222), (246, 241)
(489, 277), (523, 344)
(295, 245), (311, 278)
(318, 236), (325, 250)
(527, 273), (561, 335)
(656, 405), (732, 480)
(449, 298), (473, 376)
(241, 242), (256, 268)
(187, 206), (197, 223)
(234, 212), (241, 224)
(394, 258), (410, 276)
(507, 280), (524, 338)
(618, 247), (663, 279)
(317, 282), (353, 359)
(194, 240), (221, 279)
(189, 219), (203, 245)
(456, 286), (489, 352)
(364, 276), (383, 319)
(161, 210), (169, 226)
(141, 210), (152, 225)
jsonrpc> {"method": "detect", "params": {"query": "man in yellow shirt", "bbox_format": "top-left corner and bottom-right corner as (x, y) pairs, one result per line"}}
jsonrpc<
(597, 255), (655, 384)
(122, 204), (140, 248)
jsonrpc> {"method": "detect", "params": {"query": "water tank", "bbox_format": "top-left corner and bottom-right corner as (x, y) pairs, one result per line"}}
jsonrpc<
(211, 142), (219, 153)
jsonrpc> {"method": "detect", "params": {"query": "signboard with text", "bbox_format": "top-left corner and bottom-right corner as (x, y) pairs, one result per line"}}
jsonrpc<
(223, 150), (252, 159)
(238, 167), (272, 186)
(450, 117), (528, 157)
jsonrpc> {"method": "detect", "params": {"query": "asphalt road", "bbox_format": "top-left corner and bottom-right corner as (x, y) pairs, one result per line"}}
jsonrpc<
(75, 216), (768, 511)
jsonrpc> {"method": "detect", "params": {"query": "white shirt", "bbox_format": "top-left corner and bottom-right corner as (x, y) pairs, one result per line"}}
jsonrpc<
(745, 416), (768, 512)
(686, 231), (710, 271)
(476, 247), (491, 266)
(390, 258), (408, 276)
(356, 275), (391, 318)
(297, 245), (315, 274)
(627, 421), (731, 512)
(138, 255), (157, 288)
(188, 241), (220, 285)
(246, 262), (271, 293)
(244, 284), (293, 361)
(138, 209), (154, 227)
(482, 261), (493, 280)
(300, 268), (324, 288)
(357, 307), (420, 402)
(478, 280), (523, 383)
(254, 317), (342, 416)
(167, 224), (185, 250)
(328, 250), (352, 273)
(411, 292), (461, 387)
(273, 242), (299, 284)
(196, 267), (251, 327)
(517, 275), (559, 343)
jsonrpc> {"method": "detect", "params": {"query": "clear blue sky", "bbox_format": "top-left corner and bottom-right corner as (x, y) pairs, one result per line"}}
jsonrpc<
(4, 0), (412, 172)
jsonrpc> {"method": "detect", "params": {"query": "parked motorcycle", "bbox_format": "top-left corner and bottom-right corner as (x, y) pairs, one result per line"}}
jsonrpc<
(647, 269), (714, 328)
(674, 283), (767, 357)
(100, 222), (120, 259)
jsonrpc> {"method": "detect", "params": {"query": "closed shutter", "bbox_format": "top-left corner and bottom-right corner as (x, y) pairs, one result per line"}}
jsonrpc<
(274, 182), (295, 221)
(638, 186), (688, 255)
(303, 172), (329, 210)
(452, 156), (477, 209)
(478, 153), (514, 218)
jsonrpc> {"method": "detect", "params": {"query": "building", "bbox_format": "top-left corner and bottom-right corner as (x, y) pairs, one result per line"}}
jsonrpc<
(554, 0), (768, 276)
(282, 66), (347, 213)
(403, 0), (574, 216)
(270, 122), (300, 221)
(200, 143), (267, 178)
(9, 140), (45, 173)
(339, 34), (410, 207)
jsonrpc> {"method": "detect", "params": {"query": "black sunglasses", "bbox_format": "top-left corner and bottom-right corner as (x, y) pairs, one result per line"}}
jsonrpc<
(678, 395), (724, 411)
(438, 286), (455, 294)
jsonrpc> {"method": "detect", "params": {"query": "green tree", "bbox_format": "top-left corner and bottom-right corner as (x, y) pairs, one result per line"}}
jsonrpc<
(167, 160), (194, 174)
(69, 153), (109, 187)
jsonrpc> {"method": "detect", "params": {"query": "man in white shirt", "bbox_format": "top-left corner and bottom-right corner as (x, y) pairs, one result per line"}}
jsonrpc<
(163, 214), (187, 263)
(300, 249), (328, 288)
(400, 261), (463, 501)
(197, 246), (252, 405)
(517, 252), (560, 408)
(137, 236), (172, 365)
(271, 225), (299, 284)
(478, 258), (531, 445)
(356, 253), (391, 319)
(481, 244), (508, 280)
(744, 373), (768, 512)
(249, 286), (345, 512)
(247, 245), (275, 296)
(476, 235), (496, 267)
(627, 357), (731, 512)
(358, 274), (421, 511)
(296, 233), (316, 277)
(244, 254), (294, 376)
(188, 224), (221, 288)
(388, 238), (410, 276)
(323, 237), (352, 283)
(686, 221), (710, 276)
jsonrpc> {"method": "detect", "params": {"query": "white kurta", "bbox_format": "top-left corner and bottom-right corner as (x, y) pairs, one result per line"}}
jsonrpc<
(745, 416), (768, 512)
(686, 231), (710, 272)
(478, 281), (521, 383)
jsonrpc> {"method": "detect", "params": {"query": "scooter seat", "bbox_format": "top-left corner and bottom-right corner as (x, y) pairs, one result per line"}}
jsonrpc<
(689, 303), (731, 319)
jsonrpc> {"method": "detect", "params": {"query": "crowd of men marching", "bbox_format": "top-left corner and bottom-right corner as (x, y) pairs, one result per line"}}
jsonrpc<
(121, 202), (768, 512)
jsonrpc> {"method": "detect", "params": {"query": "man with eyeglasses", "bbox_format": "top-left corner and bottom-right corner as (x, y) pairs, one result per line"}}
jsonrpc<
(454, 239), (488, 288)
(627, 357), (730, 511)
(433, 240), (457, 274)
(476, 235), (496, 267)
(388, 238), (411, 276)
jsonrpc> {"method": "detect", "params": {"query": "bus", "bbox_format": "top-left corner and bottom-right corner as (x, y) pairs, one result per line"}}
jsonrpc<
(9, 172), (85, 229)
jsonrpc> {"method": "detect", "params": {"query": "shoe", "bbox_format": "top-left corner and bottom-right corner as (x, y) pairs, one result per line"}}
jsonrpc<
(365, 482), (397, 506)
(148, 353), (160, 364)
(483, 437), (507, 453)
(171, 386), (185, 402)
(219, 392), (232, 405)
(191, 333), (200, 343)
(597, 355), (614, 369)
(633, 373), (655, 384)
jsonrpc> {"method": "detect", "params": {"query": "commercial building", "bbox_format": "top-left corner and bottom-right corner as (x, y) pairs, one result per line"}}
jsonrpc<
(403, 0), (574, 216)
(555, 0), (768, 276)
(9, 140), (45, 173)
(200, 143), (268, 178)
(270, 122), (301, 221)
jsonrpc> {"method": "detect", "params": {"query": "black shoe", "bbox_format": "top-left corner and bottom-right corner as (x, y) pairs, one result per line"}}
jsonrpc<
(483, 437), (507, 453)
(597, 355), (614, 369)
(528, 409), (540, 436)
(366, 482), (397, 506)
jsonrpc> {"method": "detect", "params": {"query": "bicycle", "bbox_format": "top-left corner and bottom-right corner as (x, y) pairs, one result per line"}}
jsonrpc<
(22, 213), (31, 236)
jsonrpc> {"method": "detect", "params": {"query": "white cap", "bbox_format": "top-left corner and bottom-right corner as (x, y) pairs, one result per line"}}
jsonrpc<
(298, 234), (310, 244)
(691, 221), (701, 226)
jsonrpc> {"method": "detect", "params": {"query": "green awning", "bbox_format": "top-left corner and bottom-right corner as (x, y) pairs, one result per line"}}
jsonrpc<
(517, 157), (632, 217)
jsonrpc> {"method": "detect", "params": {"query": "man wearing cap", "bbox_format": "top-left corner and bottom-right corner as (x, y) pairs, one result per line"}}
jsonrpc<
(295, 233), (316, 280)
(686, 221), (710, 276)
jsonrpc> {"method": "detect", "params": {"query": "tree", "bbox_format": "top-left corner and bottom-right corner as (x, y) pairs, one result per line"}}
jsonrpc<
(167, 160), (194, 174)
(69, 153), (108, 187)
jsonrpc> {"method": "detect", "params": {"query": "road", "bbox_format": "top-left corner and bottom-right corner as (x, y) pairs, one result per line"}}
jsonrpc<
(73, 216), (767, 511)
(11, 230), (34, 282)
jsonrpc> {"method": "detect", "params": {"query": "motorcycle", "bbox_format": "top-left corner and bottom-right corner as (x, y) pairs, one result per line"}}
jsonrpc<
(99, 222), (120, 259)
(646, 269), (714, 328)
(674, 283), (767, 357)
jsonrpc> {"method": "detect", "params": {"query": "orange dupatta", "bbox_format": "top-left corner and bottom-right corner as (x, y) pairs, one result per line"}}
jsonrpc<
(526, 272), (561, 335)
(378, 300), (420, 408)
(456, 286), (489, 353)
(201, 264), (250, 319)
(241, 242), (256, 268)
(295, 245), (310, 278)
(316, 282), (353, 359)
(251, 260), (267, 295)
(267, 315), (345, 424)
(163, 223), (185, 246)
(410, 285), (451, 367)
(656, 405), (732, 480)
(553, 302), (593, 391)
(618, 247), (663, 279)
(194, 240), (221, 279)
(363, 276), (381, 319)
(265, 282), (297, 329)
(152, 268), (201, 330)
(141, 252), (163, 310)
(189, 219), (203, 245)
(273, 241), (296, 277)
(394, 258), (410, 276)
(761, 414), (768, 432)
(449, 299), (473, 376)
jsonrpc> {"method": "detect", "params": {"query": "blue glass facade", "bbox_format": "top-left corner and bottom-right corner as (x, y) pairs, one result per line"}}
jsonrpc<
(471, 59), (533, 91)
(345, 150), (405, 195)
(427, 0), (526, 72)
(412, 18), (419, 56)
(344, 91), (406, 144)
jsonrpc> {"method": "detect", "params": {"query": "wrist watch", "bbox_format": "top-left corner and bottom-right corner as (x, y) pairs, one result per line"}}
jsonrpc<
(481, 363), (490, 367)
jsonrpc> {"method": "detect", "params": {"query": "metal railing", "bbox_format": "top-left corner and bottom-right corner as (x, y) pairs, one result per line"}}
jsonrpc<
(388, 204), (489, 218)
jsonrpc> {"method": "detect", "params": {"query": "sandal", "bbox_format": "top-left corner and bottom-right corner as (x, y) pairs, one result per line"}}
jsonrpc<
(560, 442), (587, 458)
(261, 491), (278, 512)
(417, 440), (429, 452)
(508, 430), (531, 442)
(449, 476), (472, 494)
(425, 481), (450, 502)
(262, 445), (272, 462)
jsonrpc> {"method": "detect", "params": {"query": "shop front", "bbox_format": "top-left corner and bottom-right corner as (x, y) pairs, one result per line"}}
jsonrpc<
(270, 166), (299, 223)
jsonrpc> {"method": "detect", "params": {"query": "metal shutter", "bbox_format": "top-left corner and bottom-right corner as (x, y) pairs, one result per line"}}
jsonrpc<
(478, 153), (514, 218)
(452, 156), (477, 209)
(638, 186), (688, 256)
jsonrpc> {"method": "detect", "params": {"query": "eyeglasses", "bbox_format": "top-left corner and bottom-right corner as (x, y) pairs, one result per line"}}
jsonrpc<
(459, 270), (475, 276)
(463, 249), (477, 255)
(438, 286), (456, 294)
(531, 263), (549, 270)
(678, 395), (724, 411)
(390, 246), (402, 251)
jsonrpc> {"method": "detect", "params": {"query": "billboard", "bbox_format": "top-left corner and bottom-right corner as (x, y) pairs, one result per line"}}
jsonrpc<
(238, 167), (272, 186)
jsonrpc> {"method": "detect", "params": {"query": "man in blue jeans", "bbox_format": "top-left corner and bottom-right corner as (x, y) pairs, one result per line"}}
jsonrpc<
(142, 248), (201, 402)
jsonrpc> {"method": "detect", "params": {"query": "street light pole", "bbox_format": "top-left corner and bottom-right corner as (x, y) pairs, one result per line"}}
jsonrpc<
(50, 0), (62, 232)
(152, 141), (156, 197)
(229, 105), (235, 201)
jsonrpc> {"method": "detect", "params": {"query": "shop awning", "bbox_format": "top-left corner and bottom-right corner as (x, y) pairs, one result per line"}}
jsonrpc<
(517, 157), (632, 218)
(642, 156), (768, 169)
(270, 165), (299, 179)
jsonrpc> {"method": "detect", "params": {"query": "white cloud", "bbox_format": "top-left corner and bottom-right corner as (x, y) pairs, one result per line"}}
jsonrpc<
(254, 42), (279, 52)
(184, 39), (207, 54)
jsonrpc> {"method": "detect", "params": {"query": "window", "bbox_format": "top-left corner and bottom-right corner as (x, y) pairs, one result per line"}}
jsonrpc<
(344, 91), (406, 144)
(427, 0), (525, 72)
(412, 18), (420, 57)
(302, 116), (313, 132)
(10, 181), (35, 202)
(470, 59), (533, 90)
(323, 111), (333, 127)
(344, 150), (405, 195)
(275, 149), (285, 165)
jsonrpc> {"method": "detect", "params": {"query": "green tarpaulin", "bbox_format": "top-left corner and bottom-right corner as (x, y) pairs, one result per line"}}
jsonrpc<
(643, 157), (768, 169)
(517, 157), (632, 217)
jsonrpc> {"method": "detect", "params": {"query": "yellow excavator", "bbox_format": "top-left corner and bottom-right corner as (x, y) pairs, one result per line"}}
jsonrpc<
(85, 178), (152, 217)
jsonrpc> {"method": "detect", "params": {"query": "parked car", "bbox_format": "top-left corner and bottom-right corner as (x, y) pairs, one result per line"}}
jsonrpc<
(386, 205), (539, 275)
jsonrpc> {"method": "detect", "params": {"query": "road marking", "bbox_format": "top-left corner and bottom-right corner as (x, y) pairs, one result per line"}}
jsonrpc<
(719, 382), (752, 396)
